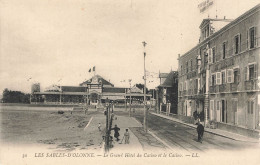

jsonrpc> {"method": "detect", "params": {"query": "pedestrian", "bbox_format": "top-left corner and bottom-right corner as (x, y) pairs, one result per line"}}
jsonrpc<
(98, 123), (101, 131)
(111, 124), (120, 141)
(124, 129), (130, 144)
(197, 120), (204, 143)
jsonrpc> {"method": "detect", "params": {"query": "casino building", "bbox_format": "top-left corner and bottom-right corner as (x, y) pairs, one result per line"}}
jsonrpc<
(31, 75), (151, 106)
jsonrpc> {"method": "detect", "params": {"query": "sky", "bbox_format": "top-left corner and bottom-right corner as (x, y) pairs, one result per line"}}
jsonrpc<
(0, 0), (259, 93)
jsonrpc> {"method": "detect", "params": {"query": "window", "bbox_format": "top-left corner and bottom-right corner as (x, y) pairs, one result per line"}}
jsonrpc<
(249, 65), (255, 80)
(247, 100), (254, 114)
(233, 69), (240, 84)
(249, 27), (256, 49)
(180, 83), (183, 91)
(190, 60), (193, 71)
(186, 61), (188, 73)
(221, 70), (226, 84)
(234, 34), (240, 54)
(184, 81), (186, 91)
(211, 74), (216, 86)
(222, 42), (226, 59)
(216, 101), (220, 111)
(212, 47), (216, 63)
(181, 65), (183, 74)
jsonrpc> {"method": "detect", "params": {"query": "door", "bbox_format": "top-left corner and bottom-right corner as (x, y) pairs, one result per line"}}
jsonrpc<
(221, 100), (226, 123)
(216, 100), (221, 122)
(232, 99), (238, 125)
(247, 99), (255, 129)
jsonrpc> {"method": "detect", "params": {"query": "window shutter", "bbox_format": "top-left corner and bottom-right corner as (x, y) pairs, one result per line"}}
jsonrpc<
(254, 27), (257, 47)
(247, 29), (249, 49)
(223, 70), (226, 84)
(231, 69), (234, 83)
(254, 64), (257, 79)
(227, 69), (233, 83)
(237, 68), (240, 83)
(244, 66), (249, 81)
(208, 48), (212, 64)
(232, 36), (236, 55)
(239, 34), (242, 52)
(210, 74), (212, 86)
(216, 72), (221, 85)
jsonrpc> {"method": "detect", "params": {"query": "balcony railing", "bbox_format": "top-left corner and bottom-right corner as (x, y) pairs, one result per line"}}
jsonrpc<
(219, 84), (226, 92)
(230, 83), (238, 92)
(244, 80), (257, 91)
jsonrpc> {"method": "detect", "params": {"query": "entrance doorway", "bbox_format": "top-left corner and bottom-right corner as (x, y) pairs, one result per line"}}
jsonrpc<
(221, 100), (226, 123)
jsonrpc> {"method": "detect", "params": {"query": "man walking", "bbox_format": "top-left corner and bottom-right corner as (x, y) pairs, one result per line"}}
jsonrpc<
(111, 124), (120, 141)
(124, 129), (130, 144)
(197, 120), (204, 143)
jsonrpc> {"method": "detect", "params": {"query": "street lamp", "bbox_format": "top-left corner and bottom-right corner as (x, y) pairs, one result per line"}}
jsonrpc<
(142, 41), (148, 132)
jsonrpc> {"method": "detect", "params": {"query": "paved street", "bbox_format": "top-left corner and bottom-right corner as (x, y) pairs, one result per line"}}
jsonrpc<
(130, 111), (259, 153)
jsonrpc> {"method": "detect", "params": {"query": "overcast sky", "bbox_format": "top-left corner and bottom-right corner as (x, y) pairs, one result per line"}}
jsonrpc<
(0, 0), (259, 93)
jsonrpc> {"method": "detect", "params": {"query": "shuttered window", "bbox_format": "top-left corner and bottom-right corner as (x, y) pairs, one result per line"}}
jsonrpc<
(227, 69), (234, 83)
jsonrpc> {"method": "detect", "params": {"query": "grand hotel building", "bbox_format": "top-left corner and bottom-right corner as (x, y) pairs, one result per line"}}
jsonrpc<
(178, 4), (260, 137)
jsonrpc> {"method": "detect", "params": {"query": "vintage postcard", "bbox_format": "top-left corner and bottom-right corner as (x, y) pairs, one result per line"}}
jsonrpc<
(0, 0), (260, 165)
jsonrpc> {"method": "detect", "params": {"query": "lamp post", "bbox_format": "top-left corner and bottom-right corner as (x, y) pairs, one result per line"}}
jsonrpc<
(129, 79), (132, 117)
(142, 41), (147, 132)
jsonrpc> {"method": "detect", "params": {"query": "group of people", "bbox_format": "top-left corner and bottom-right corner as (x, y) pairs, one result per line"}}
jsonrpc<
(99, 123), (130, 144)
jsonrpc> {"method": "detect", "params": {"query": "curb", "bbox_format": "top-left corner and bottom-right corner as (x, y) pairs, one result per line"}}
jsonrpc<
(150, 112), (259, 143)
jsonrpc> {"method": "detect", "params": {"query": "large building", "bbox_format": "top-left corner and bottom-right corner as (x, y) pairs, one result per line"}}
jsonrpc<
(31, 75), (151, 105)
(178, 4), (260, 137)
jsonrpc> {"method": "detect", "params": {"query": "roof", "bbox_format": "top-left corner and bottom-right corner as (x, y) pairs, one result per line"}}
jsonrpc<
(129, 86), (143, 93)
(158, 71), (178, 88)
(103, 87), (126, 93)
(179, 4), (260, 60)
(159, 73), (169, 78)
(199, 18), (233, 29)
(79, 75), (114, 87)
(60, 86), (87, 92)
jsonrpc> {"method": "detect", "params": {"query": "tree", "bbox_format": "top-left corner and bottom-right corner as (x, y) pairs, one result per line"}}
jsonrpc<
(2, 88), (30, 103)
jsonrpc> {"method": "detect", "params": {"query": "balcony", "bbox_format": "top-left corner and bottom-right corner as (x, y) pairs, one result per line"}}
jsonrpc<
(188, 89), (193, 95)
(244, 80), (257, 91)
(219, 84), (226, 93)
(230, 83), (238, 92)
(209, 86), (216, 93)
(183, 90), (187, 96)
(194, 88), (198, 95)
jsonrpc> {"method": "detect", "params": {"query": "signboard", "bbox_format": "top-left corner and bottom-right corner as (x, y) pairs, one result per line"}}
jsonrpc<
(198, 0), (214, 13)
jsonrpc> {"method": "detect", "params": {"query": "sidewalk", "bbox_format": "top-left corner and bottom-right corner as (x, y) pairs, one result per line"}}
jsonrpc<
(151, 112), (260, 143)
(83, 112), (144, 153)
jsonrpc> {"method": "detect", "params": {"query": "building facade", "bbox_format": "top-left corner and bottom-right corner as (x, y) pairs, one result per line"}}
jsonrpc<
(32, 75), (151, 106)
(157, 71), (178, 115)
(178, 4), (260, 136)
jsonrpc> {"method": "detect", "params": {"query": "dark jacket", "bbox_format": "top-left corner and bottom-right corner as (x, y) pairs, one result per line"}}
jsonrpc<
(197, 124), (204, 134)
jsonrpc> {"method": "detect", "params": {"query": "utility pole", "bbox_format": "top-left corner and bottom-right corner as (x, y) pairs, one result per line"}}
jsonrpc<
(142, 41), (147, 132)
(129, 79), (132, 117)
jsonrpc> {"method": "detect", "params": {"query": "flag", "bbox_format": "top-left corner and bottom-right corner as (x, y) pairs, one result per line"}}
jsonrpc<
(93, 66), (95, 72)
(89, 68), (91, 72)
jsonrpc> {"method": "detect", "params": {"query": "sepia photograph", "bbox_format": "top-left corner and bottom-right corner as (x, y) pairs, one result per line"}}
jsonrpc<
(0, 0), (260, 164)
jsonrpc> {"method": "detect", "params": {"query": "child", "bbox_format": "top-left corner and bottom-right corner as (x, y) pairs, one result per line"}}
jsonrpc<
(124, 129), (130, 144)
